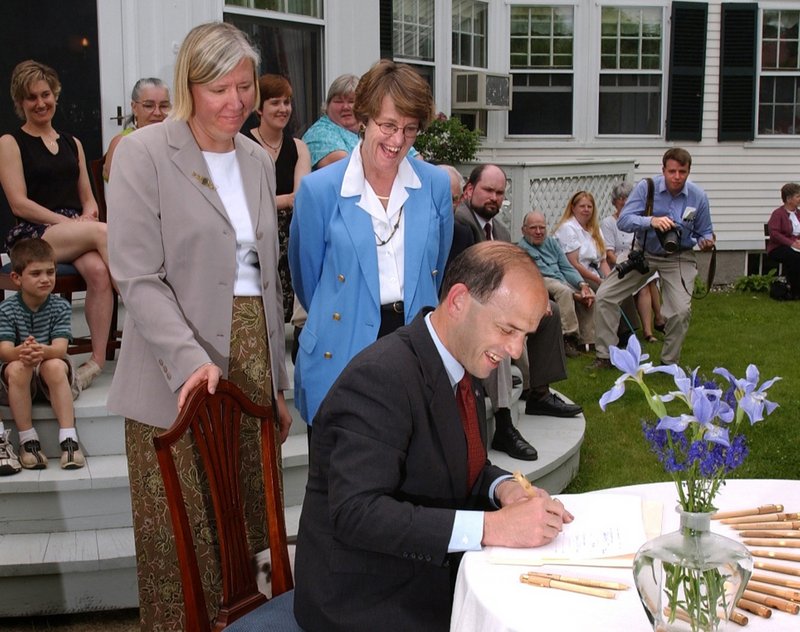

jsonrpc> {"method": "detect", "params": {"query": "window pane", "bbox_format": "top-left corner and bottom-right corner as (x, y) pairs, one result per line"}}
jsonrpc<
(509, 73), (573, 134)
(394, 0), (435, 61)
(598, 74), (661, 134)
(224, 13), (322, 135)
(452, 0), (488, 67)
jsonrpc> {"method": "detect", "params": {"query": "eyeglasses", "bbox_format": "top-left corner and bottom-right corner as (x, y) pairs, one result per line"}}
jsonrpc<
(373, 120), (420, 139)
(135, 101), (172, 113)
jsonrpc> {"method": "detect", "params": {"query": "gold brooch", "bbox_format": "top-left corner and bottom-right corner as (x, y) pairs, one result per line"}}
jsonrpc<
(192, 171), (216, 191)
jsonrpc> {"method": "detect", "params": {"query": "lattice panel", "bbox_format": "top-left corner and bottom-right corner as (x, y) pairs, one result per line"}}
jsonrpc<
(529, 173), (630, 229)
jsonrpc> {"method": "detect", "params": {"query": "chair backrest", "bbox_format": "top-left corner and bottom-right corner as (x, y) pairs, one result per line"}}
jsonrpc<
(153, 379), (293, 632)
(89, 157), (107, 222)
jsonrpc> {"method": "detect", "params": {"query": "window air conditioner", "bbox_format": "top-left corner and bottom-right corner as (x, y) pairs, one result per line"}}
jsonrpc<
(451, 71), (512, 110)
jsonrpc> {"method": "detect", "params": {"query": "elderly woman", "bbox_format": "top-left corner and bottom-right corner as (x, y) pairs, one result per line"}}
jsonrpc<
(246, 74), (311, 321)
(601, 182), (664, 341)
(767, 182), (800, 299)
(102, 77), (170, 180)
(106, 22), (291, 630)
(289, 59), (452, 434)
(301, 73), (360, 170)
(0, 60), (114, 390)
(554, 190), (610, 290)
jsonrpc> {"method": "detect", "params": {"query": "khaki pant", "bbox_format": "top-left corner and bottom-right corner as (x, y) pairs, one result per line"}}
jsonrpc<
(543, 277), (594, 344)
(595, 251), (697, 364)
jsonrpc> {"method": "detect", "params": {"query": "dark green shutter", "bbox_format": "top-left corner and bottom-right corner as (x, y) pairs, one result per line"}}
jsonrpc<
(718, 3), (758, 141)
(666, 2), (708, 141)
(380, 0), (393, 60)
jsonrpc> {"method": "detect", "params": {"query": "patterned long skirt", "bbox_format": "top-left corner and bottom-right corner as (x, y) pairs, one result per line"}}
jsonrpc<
(125, 296), (278, 631)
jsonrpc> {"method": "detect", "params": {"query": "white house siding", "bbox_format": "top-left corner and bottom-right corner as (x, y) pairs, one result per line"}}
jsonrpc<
(109, 0), (798, 278)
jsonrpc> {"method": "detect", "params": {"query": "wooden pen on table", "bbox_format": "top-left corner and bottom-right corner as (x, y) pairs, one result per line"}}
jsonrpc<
(663, 606), (748, 627)
(754, 559), (800, 577)
(519, 573), (617, 599)
(751, 572), (800, 590)
(743, 538), (800, 548)
(712, 504), (783, 520)
(750, 549), (800, 563)
(736, 598), (772, 619)
(730, 520), (800, 530)
(739, 530), (800, 538)
(741, 589), (800, 614)
(522, 571), (629, 591)
(722, 512), (800, 525)
(745, 580), (800, 603)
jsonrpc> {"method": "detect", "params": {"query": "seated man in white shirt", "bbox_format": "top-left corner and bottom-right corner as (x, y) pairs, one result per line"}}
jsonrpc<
(518, 211), (594, 355)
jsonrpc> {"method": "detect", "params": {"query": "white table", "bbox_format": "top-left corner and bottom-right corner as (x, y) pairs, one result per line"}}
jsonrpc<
(451, 479), (800, 631)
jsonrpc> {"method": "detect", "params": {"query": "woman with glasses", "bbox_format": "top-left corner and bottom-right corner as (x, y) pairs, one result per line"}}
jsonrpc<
(0, 60), (114, 391)
(103, 77), (171, 180)
(289, 59), (452, 437)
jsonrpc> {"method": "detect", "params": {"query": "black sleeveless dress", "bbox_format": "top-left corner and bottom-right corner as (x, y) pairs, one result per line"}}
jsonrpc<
(5, 129), (82, 251)
(245, 128), (299, 322)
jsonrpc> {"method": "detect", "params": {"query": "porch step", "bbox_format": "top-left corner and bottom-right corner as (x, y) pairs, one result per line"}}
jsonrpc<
(0, 314), (585, 616)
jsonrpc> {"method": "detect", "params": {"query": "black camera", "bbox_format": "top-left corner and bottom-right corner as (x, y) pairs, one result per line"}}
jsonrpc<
(657, 226), (682, 253)
(616, 249), (649, 279)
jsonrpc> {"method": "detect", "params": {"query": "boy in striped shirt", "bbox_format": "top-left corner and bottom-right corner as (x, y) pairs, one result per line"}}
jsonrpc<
(0, 238), (84, 470)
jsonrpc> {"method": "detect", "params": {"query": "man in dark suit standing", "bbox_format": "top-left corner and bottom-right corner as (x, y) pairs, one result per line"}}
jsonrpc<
(294, 241), (574, 632)
(455, 164), (582, 461)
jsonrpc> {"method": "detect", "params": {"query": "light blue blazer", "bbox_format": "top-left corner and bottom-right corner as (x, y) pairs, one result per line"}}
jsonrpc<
(289, 156), (453, 423)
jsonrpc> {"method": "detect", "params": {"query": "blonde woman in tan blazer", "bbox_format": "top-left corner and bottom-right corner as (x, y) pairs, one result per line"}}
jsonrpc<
(106, 23), (291, 630)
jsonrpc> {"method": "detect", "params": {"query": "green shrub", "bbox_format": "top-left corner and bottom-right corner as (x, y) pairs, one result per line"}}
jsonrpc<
(414, 116), (480, 165)
(733, 269), (777, 293)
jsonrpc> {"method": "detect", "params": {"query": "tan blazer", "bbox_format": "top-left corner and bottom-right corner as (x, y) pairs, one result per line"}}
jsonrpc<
(106, 119), (289, 429)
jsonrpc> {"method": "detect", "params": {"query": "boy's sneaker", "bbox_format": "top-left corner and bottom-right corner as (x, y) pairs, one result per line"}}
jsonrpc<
(0, 430), (21, 475)
(19, 439), (48, 469)
(60, 438), (85, 470)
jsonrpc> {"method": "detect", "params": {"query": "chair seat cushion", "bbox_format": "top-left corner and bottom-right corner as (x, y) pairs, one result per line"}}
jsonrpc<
(1, 262), (81, 276)
(223, 590), (303, 631)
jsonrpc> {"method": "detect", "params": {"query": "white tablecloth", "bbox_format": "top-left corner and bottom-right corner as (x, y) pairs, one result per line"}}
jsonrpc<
(451, 479), (800, 631)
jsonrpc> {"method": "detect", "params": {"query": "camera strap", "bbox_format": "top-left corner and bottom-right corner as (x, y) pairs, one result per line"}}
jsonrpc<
(630, 178), (655, 253)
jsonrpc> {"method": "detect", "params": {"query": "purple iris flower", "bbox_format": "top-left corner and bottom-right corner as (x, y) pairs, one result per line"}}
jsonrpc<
(599, 336), (655, 410)
(656, 388), (734, 447)
(713, 364), (781, 424)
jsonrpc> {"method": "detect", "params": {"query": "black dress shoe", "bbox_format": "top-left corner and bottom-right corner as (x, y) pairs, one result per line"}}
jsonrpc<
(525, 393), (583, 418)
(491, 425), (538, 461)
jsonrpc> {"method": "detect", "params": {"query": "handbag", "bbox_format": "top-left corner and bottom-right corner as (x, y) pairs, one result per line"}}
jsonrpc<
(769, 276), (792, 301)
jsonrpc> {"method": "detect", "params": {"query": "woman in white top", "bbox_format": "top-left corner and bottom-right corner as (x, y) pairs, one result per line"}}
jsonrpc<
(554, 190), (610, 290)
(106, 22), (291, 629)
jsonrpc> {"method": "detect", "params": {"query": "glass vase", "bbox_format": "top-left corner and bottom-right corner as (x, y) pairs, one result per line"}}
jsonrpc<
(632, 508), (753, 632)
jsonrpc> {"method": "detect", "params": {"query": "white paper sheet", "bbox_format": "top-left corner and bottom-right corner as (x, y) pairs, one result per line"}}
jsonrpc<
(486, 493), (652, 566)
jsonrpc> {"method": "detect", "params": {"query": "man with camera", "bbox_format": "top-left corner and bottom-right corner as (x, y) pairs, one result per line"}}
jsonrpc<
(592, 148), (716, 366)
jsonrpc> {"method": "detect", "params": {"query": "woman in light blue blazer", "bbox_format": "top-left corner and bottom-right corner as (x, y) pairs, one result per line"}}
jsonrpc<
(289, 60), (453, 430)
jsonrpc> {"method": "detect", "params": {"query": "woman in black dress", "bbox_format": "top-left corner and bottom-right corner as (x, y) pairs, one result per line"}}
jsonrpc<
(246, 74), (311, 321)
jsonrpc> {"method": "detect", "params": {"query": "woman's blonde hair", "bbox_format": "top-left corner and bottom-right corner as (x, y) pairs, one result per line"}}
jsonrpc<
(10, 60), (61, 120)
(353, 60), (434, 132)
(556, 190), (605, 252)
(171, 22), (260, 121)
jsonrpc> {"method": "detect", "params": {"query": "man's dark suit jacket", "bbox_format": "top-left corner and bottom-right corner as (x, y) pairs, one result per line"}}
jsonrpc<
(294, 311), (508, 631)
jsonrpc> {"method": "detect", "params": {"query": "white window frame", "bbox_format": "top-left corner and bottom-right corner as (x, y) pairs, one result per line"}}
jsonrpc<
(223, 0), (323, 18)
(593, 2), (666, 138)
(452, 0), (489, 69)
(500, 0), (669, 143)
(757, 5), (800, 137)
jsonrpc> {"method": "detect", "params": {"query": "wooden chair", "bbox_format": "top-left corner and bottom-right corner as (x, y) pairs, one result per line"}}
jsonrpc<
(89, 157), (107, 221)
(153, 380), (300, 632)
(763, 223), (783, 275)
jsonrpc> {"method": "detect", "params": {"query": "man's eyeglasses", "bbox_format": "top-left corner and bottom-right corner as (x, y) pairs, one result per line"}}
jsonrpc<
(135, 101), (172, 113)
(373, 120), (420, 139)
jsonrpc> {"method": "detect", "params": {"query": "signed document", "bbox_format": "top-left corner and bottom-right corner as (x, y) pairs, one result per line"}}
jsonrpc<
(487, 493), (660, 567)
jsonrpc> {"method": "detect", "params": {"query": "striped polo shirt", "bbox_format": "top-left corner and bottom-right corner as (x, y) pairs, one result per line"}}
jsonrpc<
(0, 293), (72, 346)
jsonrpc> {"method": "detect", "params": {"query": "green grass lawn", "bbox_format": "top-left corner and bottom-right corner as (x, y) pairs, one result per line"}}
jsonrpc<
(562, 290), (798, 493)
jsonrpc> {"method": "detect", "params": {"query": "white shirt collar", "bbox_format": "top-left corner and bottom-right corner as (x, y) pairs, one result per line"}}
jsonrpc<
(341, 141), (421, 219)
(424, 312), (464, 390)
